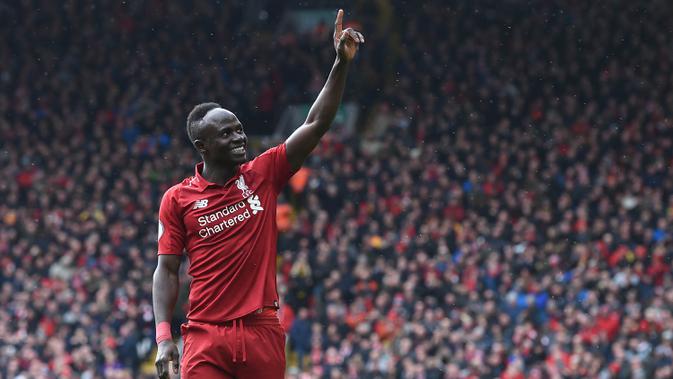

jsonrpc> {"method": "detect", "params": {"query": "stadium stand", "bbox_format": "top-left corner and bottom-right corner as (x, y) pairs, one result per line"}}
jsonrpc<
(1, 0), (673, 378)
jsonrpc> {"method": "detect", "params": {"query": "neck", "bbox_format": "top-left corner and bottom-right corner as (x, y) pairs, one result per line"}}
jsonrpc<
(201, 161), (238, 185)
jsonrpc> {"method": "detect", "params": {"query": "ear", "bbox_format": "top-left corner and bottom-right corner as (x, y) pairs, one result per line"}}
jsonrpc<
(193, 139), (207, 155)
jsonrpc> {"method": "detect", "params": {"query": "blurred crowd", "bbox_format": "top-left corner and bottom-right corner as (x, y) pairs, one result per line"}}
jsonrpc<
(2, 0), (673, 378)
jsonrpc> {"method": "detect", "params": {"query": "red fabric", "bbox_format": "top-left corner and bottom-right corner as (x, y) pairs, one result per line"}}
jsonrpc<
(181, 310), (285, 378)
(580, 326), (599, 344)
(40, 317), (56, 337)
(373, 318), (397, 340)
(345, 310), (367, 329)
(571, 121), (590, 135)
(501, 371), (525, 379)
(546, 350), (571, 372)
(444, 204), (465, 221)
(608, 246), (628, 267)
(275, 203), (293, 232)
(289, 167), (310, 193)
(278, 304), (295, 333)
(158, 144), (293, 323)
(462, 265), (478, 292)
(609, 362), (622, 375)
(596, 312), (621, 341)
(648, 254), (669, 286)
(16, 169), (35, 188)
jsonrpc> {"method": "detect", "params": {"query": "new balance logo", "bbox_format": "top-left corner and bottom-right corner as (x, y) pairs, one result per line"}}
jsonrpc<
(247, 195), (264, 215)
(193, 199), (209, 209)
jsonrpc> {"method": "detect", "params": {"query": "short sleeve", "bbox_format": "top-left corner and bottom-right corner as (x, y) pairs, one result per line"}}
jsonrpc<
(158, 186), (185, 255)
(251, 143), (294, 193)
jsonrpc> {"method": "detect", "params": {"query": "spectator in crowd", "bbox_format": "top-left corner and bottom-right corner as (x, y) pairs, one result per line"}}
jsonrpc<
(2, 0), (673, 378)
(290, 308), (312, 370)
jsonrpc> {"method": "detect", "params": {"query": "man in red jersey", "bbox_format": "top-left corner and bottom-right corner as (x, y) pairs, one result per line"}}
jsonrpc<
(152, 9), (364, 379)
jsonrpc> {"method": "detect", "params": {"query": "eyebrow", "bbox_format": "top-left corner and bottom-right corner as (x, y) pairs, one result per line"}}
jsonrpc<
(216, 121), (243, 132)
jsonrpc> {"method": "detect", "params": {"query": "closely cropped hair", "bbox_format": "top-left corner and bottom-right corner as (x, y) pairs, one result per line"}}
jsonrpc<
(186, 102), (221, 142)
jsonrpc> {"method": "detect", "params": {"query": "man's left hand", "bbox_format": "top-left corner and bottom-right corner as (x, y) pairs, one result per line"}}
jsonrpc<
(333, 9), (364, 62)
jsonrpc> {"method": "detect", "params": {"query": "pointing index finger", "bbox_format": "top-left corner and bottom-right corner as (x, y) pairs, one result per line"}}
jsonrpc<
(334, 9), (343, 37)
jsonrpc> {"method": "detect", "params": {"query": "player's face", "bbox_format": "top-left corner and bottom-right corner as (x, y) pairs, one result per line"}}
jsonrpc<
(200, 109), (248, 165)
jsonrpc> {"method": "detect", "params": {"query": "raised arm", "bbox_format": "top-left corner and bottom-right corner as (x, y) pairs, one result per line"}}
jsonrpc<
(153, 254), (181, 378)
(285, 9), (365, 172)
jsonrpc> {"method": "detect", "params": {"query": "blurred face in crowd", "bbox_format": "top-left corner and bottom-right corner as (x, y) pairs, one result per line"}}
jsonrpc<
(193, 108), (248, 166)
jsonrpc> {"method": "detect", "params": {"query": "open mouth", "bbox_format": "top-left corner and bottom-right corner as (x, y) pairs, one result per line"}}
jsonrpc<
(231, 146), (246, 154)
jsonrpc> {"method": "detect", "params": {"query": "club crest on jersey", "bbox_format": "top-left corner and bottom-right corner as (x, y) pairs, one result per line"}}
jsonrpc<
(193, 199), (209, 209)
(236, 175), (253, 198)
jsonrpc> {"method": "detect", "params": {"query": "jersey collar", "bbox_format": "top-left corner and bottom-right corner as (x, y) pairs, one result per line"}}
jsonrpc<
(192, 162), (240, 192)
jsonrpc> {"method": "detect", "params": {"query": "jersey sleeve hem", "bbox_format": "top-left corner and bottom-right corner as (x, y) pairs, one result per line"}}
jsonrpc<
(282, 142), (300, 177)
(157, 250), (183, 256)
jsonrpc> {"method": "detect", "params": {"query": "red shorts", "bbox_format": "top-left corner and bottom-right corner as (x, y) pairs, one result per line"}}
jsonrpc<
(180, 309), (286, 379)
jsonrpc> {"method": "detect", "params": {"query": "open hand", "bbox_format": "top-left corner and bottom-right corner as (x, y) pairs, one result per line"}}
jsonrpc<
(333, 9), (364, 61)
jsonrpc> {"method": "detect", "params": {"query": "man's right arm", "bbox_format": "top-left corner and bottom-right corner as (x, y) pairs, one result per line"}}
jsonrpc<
(153, 254), (181, 378)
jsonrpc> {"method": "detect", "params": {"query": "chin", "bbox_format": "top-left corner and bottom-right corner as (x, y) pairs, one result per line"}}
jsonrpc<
(233, 154), (248, 163)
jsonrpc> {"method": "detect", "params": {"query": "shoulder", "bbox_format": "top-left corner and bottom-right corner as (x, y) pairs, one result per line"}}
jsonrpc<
(167, 181), (184, 196)
(243, 144), (286, 169)
(258, 143), (286, 158)
(162, 180), (189, 203)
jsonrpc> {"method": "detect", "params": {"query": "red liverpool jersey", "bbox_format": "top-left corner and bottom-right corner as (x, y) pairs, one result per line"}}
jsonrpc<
(157, 144), (293, 323)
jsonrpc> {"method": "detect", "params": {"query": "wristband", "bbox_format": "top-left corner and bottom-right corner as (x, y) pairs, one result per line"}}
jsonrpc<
(156, 321), (172, 344)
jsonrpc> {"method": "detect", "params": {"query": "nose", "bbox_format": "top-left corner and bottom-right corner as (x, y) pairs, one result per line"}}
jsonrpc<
(232, 131), (246, 144)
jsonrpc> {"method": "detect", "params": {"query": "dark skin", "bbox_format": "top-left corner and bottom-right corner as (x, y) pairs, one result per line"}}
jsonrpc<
(152, 255), (180, 378)
(153, 9), (363, 378)
(195, 109), (249, 183)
